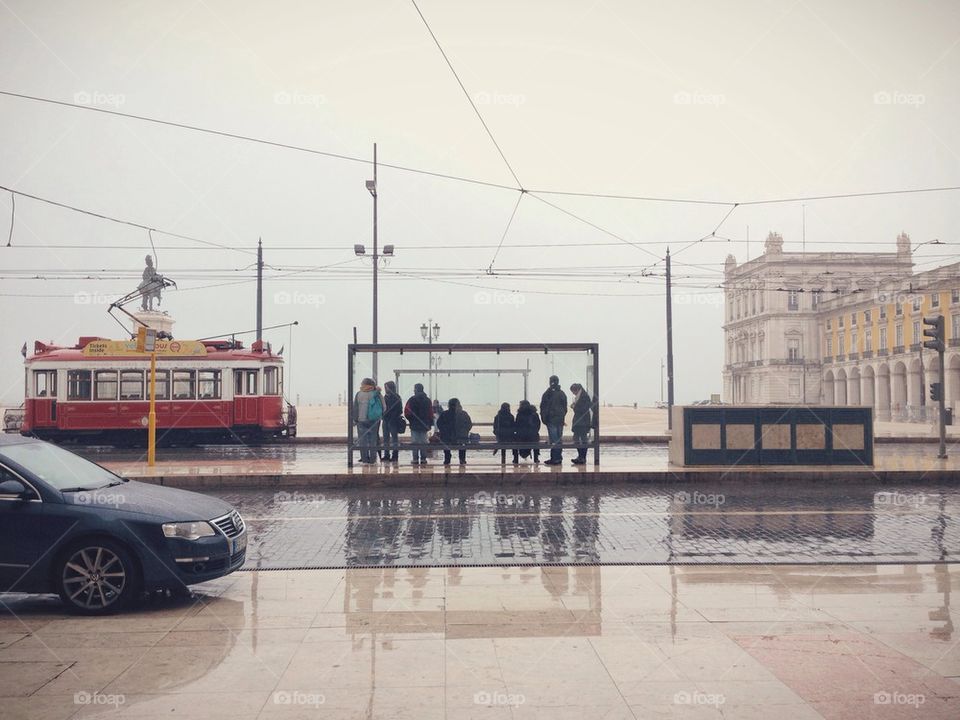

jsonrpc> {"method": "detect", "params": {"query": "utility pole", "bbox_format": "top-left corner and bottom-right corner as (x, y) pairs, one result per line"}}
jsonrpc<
(366, 143), (379, 379)
(666, 248), (675, 430)
(256, 238), (263, 342)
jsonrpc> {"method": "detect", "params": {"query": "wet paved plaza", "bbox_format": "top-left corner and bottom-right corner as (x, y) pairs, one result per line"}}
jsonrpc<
(210, 482), (960, 569)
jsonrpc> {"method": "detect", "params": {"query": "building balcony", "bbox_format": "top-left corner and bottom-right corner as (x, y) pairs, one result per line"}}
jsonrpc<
(848, 352), (859, 361)
(909, 343), (921, 351)
(823, 355), (833, 363)
(835, 354), (846, 361)
(892, 345), (905, 354)
(878, 348), (888, 356)
(951, 338), (960, 347)
(862, 350), (873, 359)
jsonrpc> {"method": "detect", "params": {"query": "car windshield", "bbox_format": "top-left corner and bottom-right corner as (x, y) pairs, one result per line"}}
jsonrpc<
(0, 442), (122, 491)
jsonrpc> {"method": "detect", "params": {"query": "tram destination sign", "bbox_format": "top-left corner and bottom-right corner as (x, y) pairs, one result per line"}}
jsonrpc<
(82, 339), (208, 357)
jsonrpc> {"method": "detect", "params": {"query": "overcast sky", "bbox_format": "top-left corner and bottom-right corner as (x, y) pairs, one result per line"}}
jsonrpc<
(1, 0), (959, 406)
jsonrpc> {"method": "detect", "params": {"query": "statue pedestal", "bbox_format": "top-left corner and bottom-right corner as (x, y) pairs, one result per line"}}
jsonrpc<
(131, 311), (176, 337)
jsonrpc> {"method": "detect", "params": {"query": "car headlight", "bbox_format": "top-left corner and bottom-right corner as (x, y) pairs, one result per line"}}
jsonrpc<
(162, 521), (216, 540)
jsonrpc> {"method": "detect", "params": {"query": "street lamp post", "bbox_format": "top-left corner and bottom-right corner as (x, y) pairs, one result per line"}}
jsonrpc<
(420, 319), (440, 397)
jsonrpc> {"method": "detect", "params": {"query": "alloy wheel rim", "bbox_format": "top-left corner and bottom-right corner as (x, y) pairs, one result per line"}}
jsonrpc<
(62, 546), (126, 609)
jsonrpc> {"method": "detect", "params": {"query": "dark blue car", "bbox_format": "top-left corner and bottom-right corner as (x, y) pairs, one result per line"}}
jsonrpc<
(0, 434), (246, 614)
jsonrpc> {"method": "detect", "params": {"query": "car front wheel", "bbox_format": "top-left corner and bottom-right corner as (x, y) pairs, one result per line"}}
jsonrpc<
(57, 540), (139, 615)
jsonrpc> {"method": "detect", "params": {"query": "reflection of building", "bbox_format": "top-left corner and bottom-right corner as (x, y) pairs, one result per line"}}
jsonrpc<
(723, 232), (960, 420)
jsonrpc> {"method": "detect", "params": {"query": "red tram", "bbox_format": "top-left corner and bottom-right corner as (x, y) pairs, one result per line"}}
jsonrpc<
(21, 336), (296, 444)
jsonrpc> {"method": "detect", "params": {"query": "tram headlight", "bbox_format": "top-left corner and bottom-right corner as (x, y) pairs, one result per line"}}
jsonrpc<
(162, 521), (216, 540)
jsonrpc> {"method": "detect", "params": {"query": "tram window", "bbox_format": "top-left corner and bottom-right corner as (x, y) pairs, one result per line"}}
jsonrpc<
(67, 370), (92, 400)
(235, 369), (258, 396)
(119, 371), (144, 400)
(264, 367), (280, 395)
(172, 370), (195, 400)
(94, 370), (118, 401)
(151, 370), (170, 401)
(198, 370), (221, 399)
(33, 370), (57, 398)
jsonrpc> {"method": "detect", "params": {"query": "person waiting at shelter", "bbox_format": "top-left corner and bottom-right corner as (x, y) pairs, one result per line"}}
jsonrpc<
(569, 383), (592, 465)
(515, 400), (541, 463)
(493, 402), (519, 465)
(381, 381), (403, 464)
(353, 378), (383, 464)
(404, 383), (434, 465)
(539, 375), (568, 465)
(437, 398), (473, 465)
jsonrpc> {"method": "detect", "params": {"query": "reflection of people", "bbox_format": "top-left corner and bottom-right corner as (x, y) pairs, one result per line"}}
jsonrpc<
(516, 400), (541, 463)
(381, 381), (402, 464)
(569, 383), (592, 465)
(540, 375), (568, 465)
(404, 383), (434, 465)
(493, 402), (518, 464)
(437, 398), (472, 465)
(353, 378), (382, 464)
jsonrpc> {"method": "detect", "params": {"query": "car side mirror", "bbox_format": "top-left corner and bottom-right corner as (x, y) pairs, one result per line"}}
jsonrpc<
(0, 479), (28, 499)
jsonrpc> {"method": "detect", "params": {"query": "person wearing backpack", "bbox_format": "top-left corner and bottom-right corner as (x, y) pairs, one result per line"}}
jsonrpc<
(493, 402), (518, 464)
(539, 375), (568, 465)
(569, 383), (592, 465)
(353, 377), (383, 464)
(515, 400), (541, 463)
(381, 381), (403, 464)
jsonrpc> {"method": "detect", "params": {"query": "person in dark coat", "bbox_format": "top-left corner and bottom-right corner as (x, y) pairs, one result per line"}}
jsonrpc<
(436, 398), (473, 465)
(539, 375), (568, 464)
(569, 383), (592, 464)
(493, 402), (518, 464)
(381, 381), (403, 463)
(515, 400), (541, 463)
(403, 383), (434, 465)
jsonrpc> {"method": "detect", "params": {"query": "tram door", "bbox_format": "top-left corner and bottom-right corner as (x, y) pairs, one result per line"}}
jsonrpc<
(234, 369), (260, 425)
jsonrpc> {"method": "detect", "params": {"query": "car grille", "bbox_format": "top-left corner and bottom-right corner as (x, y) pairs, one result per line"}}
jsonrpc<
(212, 510), (245, 538)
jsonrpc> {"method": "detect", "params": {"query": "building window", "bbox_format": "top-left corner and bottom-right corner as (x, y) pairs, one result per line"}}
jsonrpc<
(851, 330), (858, 351)
(931, 293), (940, 308)
(912, 295), (921, 312)
(33, 370), (57, 398)
(94, 370), (118, 401)
(838, 315), (844, 328)
(728, 295), (734, 321)
(811, 291), (820, 310)
(879, 326), (887, 349)
(953, 314), (960, 342)
(895, 303), (902, 316)
(850, 312), (857, 326)
(119, 371), (144, 400)
(826, 318), (831, 330)
(736, 296), (741, 319)
(952, 288), (959, 304)
(789, 379), (801, 399)
(865, 328), (872, 350)
(838, 335), (845, 355)
(67, 370), (92, 400)
(826, 337), (833, 355)
(787, 290), (799, 311)
(759, 291), (764, 312)
(787, 338), (800, 361)
(896, 324), (903, 347)
(912, 320), (920, 345)
(198, 370), (222, 399)
(172, 370), (196, 400)
(880, 305), (887, 320)
(864, 309), (872, 323)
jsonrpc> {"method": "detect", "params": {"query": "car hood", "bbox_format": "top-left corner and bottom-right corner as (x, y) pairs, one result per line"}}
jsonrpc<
(62, 480), (235, 521)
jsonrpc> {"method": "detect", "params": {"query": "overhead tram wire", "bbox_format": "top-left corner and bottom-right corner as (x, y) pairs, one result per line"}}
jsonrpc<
(487, 193), (524, 273)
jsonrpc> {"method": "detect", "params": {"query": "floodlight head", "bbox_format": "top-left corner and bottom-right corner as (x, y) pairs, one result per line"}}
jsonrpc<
(383, 245), (394, 256)
(365, 180), (377, 197)
(354, 244), (366, 256)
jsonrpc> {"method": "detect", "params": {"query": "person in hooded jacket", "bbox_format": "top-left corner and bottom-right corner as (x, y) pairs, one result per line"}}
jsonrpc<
(353, 378), (382, 464)
(515, 400), (541, 463)
(539, 375), (568, 465)
(403, 383), (434, 465)
(569, 383), (592, 464)
(381, 381), (403, 463)
(493, 402), (518, 464)
(436, 398), (472, 465)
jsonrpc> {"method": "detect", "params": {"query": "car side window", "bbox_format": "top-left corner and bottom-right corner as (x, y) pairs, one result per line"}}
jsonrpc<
(0, 465), (39, 500)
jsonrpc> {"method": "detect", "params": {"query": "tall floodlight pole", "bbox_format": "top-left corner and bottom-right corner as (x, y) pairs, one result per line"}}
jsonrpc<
(666, 249), (675, 430)
(421, 320), (440, 397)
(256, 238), (263, 342)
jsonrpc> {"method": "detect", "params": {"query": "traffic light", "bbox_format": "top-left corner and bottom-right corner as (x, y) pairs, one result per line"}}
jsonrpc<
(923, 315), (945, 352)
(930, 382), (942, 402)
